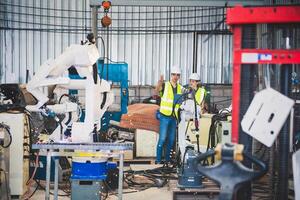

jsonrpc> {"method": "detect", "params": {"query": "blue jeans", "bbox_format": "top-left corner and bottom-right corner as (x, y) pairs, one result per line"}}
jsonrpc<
(156, 114), (177, 163)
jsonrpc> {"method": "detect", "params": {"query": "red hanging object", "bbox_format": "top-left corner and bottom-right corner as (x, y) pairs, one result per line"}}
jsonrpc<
(101, 15), (112, 27)
(102, 1), (111, 11)
(101, 1), (112, 27)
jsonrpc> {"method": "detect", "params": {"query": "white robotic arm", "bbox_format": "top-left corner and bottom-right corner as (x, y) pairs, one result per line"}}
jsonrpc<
(178, 99), (202, 161)
(26, 44), (100, 108)
(26, 42), (114, 143)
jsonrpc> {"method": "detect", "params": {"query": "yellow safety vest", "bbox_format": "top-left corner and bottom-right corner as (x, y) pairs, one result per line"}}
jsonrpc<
(195, 87), (206, 105)
(159, 82), (182, 118)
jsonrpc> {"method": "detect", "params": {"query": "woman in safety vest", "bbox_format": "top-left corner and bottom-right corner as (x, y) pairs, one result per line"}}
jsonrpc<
(188, 73), (207, 111)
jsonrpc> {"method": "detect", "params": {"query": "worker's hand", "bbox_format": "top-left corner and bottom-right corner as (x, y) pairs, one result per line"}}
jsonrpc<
(158, 75), (164, 84)
(155, 75), (164, 94)
(157, 75), (164, 87)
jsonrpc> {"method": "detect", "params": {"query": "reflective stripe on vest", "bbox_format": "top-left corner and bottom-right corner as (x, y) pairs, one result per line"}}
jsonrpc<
(195, 87), (206, 105)
(159, 82), (182, 117)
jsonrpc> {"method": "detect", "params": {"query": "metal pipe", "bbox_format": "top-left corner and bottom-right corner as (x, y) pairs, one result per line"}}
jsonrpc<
(168, 6), (172, 78)
(237, 24), (257, 200)
(54, 158), (59, 200)
(192, 31), (198, 73)
(91, 5), (99, 46)
(118, 152), (124, 200)
(278, 64), (291, 200)
(45, 150), (51, 200)
(290, 108), (294, 152)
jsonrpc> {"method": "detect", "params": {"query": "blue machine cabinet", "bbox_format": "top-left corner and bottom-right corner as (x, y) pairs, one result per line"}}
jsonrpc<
(97, 60), (129, 131)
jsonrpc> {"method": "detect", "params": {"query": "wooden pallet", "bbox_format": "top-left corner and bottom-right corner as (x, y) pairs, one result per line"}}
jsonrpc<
(169, 179), (220, 200)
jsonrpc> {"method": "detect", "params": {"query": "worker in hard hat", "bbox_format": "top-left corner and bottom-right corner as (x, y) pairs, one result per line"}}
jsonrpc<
(188, 73), (207, 111)
(155, 65), (183, 164)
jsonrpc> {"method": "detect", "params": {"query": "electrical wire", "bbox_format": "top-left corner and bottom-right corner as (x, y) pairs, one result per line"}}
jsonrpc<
(35, 179), (71, 197)
(203, 112), (230, 165)
(21, 152), (39, 199)
(0, 2), (226, 15)
(101, 57), (127, 64)
(0, 2), (227, 33)
(0, 27), (230, 36)
(0, 17), (226, 30)
(97, 35), (106, 81)
(0, 7), (226, 22)
(26, 183), (39, 199)
(123, 164), (178, 190)
(26, 152), (39, 185)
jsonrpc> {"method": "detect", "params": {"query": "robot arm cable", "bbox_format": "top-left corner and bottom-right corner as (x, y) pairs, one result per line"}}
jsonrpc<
(0, 122), (12, 148)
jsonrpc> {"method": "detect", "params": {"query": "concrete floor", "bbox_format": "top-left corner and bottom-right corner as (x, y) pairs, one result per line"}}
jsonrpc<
(31, 186), (172, 200)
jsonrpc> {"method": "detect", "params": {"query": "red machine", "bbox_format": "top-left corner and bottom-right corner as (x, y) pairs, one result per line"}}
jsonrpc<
(226, 5), (300, 143)
(226, 5), (300, 199)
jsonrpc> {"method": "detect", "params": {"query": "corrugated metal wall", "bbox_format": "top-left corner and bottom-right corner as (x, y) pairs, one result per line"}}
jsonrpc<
(0, 0), (91, 83)
(0, 0), (231, 85)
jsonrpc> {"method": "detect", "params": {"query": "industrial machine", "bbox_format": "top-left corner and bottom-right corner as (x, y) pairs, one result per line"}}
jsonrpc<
(24, 34), (116, 200)
(227, 5), (300, 199)
(177, 89), (203, 189)
(0, 114), (29, 197)
(216, 120), (232, 145)
(25, 35), (114, 143)
(70, 159), (117, 200)
(97, 61), (129, 132)
(185, 112), (232, 157)
(0, 122), (11, 200)
(207, 110), (232, 159)
(177, 88), (233, 189)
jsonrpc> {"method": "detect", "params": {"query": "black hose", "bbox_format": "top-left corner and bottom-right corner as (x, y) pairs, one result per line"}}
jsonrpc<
(59, 121), (64, 141)
(58, 94), (70, 104)
(184, 120), (190, 138)
(100, 92), (107, 109)
(92, 63), (98, 84)
(65, 112), (72, 126)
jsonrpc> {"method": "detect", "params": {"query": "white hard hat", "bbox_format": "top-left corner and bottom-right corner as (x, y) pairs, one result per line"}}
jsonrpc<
(189, 73), (200, 81)
(170, 65), (181, 74)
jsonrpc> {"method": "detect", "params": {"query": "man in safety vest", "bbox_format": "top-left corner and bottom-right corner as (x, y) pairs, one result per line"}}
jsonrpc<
(188, 73), (206, 111)
(155, 66), (183, 164)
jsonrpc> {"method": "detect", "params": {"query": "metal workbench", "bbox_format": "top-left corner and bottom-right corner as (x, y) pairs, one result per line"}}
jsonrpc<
(32, 142), (133, 200)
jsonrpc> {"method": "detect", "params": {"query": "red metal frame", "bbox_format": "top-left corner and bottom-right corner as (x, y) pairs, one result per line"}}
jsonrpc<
(227, 6), (300, 143)
(227, 5), (300, 25)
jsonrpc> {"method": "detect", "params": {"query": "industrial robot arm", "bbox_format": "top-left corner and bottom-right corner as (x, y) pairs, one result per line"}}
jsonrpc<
(26, 42), (100, 109)
(26, 37), (114, 142)
(178, 89), (202, 161)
